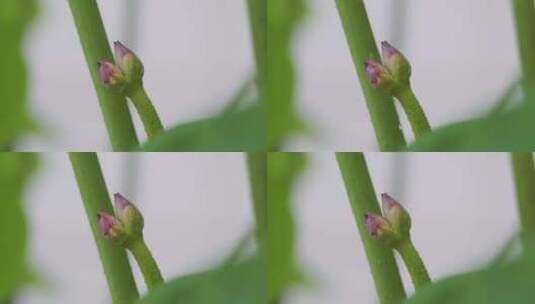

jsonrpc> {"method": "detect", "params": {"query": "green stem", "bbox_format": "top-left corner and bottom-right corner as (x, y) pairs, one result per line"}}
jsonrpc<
(127, 85), (164, 138)
(69, 153), (139, 304)
(127, 238), (164, 291)
(246, 152), (267, 243)
(510, 153), (535, 248)
(396, 88), (431, 138)
(395, 240), (431, 289)
(512, 0), (535, 88)
(336, 152), (406, 304)
(334, 0), (406, 151)
(246, 0), (267, 93)
(67, 0), (139, 151)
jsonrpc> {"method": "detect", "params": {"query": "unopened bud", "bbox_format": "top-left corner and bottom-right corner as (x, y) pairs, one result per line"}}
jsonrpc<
(114, 41), (144, 85)
(114, 193), (144, 238)
(364, 60), (396, 92)
(381, 193), (411, 238)
(381, 41), (411, 85)
(98, 212), (127, 244)
(364, 213), (400, 246)
(98, 60), (126, 91)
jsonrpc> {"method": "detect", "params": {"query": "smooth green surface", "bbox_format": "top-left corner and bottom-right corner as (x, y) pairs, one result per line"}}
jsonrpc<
(246, 153), (267, 243)
(334, 0), (406, 151)
(396, 241), (431, 289)
(267, 153), (306, 301)
(68, 0), (139, 151)
(246, 0), (267, 93)
(336, 153), (406, 304)
(140, 103), (265, 151)
(404, 249), (535, 304)
(128, 239), (164, 291)
(0, 153), (37, 299)
(397, 88), (431, 138)
(128, 86), (164, 139)
(512, 0), (535, 86)
(268, 0), (306, 148)
(137, 256), (266, 304)
(0, 0), (38, 148)
(510, 153), (535, 247)
(69, 153), (139, 304)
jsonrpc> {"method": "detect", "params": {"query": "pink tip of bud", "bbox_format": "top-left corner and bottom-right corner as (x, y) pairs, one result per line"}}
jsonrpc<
(114, 41), (131, 59)
(381, 41), (399, 60)
(98, 60), (118, 85)
(114, 193), (131, 212)
(364, 213), (387, 237)
(98, 212), (119, 236)
(364, 60), (386, 87)
(381, 193), (399, 211)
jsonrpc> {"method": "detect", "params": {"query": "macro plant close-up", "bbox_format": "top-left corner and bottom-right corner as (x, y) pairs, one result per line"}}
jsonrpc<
(2, 0), (535, 303)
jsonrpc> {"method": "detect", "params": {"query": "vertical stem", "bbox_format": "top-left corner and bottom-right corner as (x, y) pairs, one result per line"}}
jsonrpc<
(334, 0), (406, 151)
(128, 86), (164, 139)
(512, 0), (535, 87)
(396, 241), (431, 289)
(336, 152), (406, 304)
(510, 153), (535, 248)
(68, 0), (139, 151)
(246, 0), (267, 93)
(396, 88), (432, 138)
(69, 153), (139, 304)
(246, 152), (267, 242)
(127, 239), (164, 291)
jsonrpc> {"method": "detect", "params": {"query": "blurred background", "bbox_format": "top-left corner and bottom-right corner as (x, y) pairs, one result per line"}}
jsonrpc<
(15, 153), (254, 303)
(20, 0), (254, 150)
(287, 0), (519, 150)
(285, 153), (519, 303)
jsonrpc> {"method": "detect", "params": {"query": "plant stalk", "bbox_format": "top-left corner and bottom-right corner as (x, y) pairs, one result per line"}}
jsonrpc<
(510, 153), (535, 248)
(127, 238), (164, 291)
(396, 88), (431, 138)
(128, 85), (164, 139)
(246, 152), (267, 243)
(246, 0), (267, 93)
(334, 0), (406, 151)
(69, 153), (139, 304)
(512, 0), (535, 88)
(336, 152), (406, 304)
(395, 240), (431, 289)
(68, 0), (139, 151)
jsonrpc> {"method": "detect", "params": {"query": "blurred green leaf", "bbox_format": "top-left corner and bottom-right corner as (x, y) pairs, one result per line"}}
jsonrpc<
(0, 153), (38, 299)
(408, 82), (535, 151)
(137, 255), (266, 304)
(404, 249), (535, 304)
(0, 0), (39, 148)
(268, 0), (306, 148)
(267, 153), (307, 301)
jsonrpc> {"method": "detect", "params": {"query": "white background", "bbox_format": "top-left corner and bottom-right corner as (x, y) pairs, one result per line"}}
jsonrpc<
(19, 153), (253, 303)
(286, 153), (519, 303)
(288, 0), (519, 150)
(20, 0), (253, 151)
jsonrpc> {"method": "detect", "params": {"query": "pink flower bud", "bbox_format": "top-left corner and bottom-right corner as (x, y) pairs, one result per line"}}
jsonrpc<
(97, 212), (123, 239)
(98, 60), (125, 89)
(113, 41), (144, 84)
(381, 193), (411, 237)
(113, 193), (144, 236)
(114, 193), (131, 213)
(364, 213), (390, 237)
(381, 41), (411, 84)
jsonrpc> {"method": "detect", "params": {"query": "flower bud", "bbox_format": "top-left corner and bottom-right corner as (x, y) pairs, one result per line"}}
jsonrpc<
(381, 193), (411, 238)
(381, 41), (411, 85)
(365, 60), (396, 93)
(98, 60), (126, 91)
(364, 213), (400, 246)
(114, 193), (144, 238)
(114, 41), (144, 85)
(98, 212), (127, 244)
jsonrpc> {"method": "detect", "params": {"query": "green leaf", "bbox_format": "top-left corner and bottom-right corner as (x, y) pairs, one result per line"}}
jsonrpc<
(0, 0), (39, 148)
(140, 102), (266, 151)
(137, 256), (266, 304)
(404, 250), (535, 304)
(268, 0), (307, 148)
(0, 153), (38, 299)
(267, 153), (307, 300)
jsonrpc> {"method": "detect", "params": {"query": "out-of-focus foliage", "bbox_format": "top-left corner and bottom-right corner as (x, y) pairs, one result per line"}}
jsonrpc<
(409, 82), (535, 151)
(267, 153), (307, 301)
(141, 82), (266, 151)
(404, 244), (535, 304)
(0, 153), (38, 299)
(268, 0), (306, 149)
(0, 0), (38, 148)
(138, 253), (266, 304)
